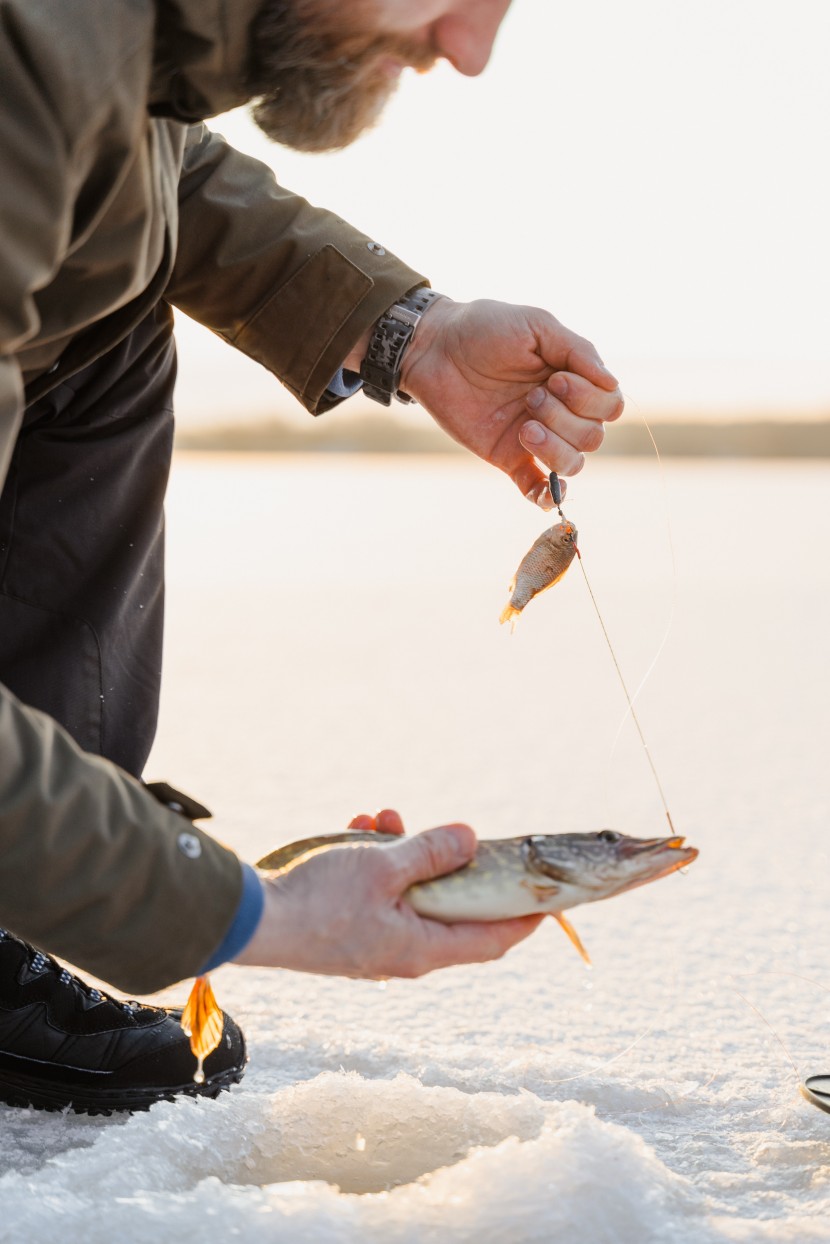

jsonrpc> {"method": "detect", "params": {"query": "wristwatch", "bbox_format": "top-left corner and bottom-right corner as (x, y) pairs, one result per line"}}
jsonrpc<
(359, 286), (443, 406)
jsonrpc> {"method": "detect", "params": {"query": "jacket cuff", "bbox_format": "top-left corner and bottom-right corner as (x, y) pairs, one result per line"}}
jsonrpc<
(234, 242), (427, 415)
(198, 863), (265, 972)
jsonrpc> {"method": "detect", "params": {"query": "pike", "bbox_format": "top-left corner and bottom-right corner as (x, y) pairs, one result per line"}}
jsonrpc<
(257, 829), (698, 964)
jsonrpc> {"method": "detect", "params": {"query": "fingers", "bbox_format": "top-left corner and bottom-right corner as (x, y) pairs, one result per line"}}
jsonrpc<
(519, 419), (590, 477)
(511, 460), (566, 512)
(406, 914), (545, 975)
(375, 808), (405, 835)
(544, 371), (624, 424)
(384, 824), (477, 891)
(517, 371), (624, 481)
(348, 813), (377, 831)
(348, 809), (406, 834)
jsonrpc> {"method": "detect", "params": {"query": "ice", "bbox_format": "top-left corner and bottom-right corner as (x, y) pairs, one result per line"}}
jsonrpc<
(0, 1075), (705, 1243)
(3, 456), (830, 1240)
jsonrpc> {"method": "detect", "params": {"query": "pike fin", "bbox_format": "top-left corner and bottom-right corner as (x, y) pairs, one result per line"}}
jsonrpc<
(552, 912), (592, 966)
(181, 975), (224, 1084)
(257, 831), (399, 872)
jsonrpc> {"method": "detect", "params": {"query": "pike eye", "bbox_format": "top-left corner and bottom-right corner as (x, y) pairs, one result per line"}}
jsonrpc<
(597, 830), (621, 844)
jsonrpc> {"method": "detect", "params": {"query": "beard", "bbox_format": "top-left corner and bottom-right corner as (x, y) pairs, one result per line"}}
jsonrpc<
(246, 1), (437, 152)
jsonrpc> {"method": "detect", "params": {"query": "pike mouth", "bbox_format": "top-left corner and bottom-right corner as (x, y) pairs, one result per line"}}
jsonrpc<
(618, 836), (699, 893)
(624, 834), (694, 858)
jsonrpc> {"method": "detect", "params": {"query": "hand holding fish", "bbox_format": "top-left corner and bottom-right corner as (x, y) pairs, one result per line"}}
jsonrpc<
(233, 822), (544, 979)
(396, 297), (624, 509)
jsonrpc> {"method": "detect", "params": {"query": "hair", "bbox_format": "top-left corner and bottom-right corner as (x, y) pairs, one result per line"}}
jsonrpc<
(246, 0), (435, 152)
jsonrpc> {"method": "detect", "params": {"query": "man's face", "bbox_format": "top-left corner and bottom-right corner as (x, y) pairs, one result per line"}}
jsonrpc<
(248, 0), (513, 153)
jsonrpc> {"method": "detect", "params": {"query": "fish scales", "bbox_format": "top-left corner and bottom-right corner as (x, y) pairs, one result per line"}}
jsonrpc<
(500, 520), (577, 627)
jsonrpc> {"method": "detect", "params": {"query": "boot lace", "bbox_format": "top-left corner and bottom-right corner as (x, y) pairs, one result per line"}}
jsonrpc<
(0, 928), (136, 1013)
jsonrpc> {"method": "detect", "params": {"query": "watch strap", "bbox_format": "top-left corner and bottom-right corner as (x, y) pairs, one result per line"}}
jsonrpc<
(360, 287), (442, 406)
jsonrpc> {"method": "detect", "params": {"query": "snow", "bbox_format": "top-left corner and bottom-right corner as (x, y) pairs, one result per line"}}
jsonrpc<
(2, 453), (829, 1242)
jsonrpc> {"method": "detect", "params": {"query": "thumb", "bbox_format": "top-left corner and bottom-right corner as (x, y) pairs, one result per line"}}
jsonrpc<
(385, 824), (477, 892)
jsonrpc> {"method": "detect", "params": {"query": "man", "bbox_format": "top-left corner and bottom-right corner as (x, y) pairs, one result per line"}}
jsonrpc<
(0, 0), (622, 1114)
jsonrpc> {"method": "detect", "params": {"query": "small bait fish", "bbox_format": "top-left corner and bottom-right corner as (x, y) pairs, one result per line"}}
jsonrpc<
(499, 518), (578, 629)
(502, 470), (678, 834)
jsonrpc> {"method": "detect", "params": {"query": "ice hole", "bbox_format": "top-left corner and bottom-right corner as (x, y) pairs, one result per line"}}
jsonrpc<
(225, 1072), (546, 1194)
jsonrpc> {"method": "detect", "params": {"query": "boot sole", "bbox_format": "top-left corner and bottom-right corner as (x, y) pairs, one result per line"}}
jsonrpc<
(0, 1063), (245, 1115)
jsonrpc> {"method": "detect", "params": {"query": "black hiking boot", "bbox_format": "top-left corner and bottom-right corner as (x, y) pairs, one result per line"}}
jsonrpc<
(0, 929), (247, 1114)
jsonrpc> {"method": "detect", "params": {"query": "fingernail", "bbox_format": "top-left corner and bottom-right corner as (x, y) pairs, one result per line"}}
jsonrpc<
(521, 420), (546, 445)
(549, 373), (568, 399)
(526, 386), (546, 410)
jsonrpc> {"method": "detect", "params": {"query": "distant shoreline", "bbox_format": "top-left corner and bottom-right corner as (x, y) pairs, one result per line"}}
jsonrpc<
(174, 416), (830, 458)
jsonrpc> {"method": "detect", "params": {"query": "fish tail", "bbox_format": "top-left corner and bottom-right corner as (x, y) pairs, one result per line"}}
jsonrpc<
(181, 974), (225, 1084)
(499, 602), (520, 628)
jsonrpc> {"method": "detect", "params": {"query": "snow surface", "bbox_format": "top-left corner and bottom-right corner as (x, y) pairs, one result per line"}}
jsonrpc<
(2, 454), (830, 1242)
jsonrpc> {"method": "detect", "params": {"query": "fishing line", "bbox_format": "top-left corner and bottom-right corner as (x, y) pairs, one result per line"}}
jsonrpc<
(547, 1015), (664, 1086)
(549, 402), (677, 834)
(508, 405), (686, 1102)
(729, 986), (802, 1084)
(599, 400), (679, 822)
(541, 416), (686, 1094)
(574, 555), (675, 834)
(729, 968), (830, 1089)
(545, 954), (721, 1102)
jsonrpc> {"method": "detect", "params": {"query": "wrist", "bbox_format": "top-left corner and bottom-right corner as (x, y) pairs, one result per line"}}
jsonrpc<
(343, 327), (373, 376)
(231, 873), (291, 968)
(397, 295), (454, 395)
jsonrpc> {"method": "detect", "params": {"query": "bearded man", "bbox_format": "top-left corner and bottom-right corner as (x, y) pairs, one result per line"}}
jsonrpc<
(0, 0), (622, 1114)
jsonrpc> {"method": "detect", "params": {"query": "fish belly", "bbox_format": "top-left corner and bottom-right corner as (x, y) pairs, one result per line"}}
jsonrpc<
(406, 873), (564, 922)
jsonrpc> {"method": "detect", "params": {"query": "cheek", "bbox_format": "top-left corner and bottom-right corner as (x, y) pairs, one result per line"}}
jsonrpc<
(374, 0), (447, 34)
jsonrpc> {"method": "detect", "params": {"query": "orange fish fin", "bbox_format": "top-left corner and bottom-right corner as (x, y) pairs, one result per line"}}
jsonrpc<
(181, 975), (224, 1084)
(552, 912), (592, 966)
(499, 602), (520, 628)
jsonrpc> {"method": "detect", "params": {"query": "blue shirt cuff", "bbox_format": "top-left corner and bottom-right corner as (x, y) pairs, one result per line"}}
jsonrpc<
(198, 863), (265, 972)
(326, 367), (363, 399)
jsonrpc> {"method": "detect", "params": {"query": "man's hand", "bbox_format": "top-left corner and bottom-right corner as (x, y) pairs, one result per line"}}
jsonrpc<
(234, 820), (542, 978)
(399, 297), (623, 509)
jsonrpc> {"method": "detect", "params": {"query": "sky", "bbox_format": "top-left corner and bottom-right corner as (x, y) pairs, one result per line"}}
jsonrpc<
(174, 0), (830, 424)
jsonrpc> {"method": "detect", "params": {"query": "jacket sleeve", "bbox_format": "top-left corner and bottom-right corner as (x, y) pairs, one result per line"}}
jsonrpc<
(165, 124), (429, 414)
(0, 685), (244, 995)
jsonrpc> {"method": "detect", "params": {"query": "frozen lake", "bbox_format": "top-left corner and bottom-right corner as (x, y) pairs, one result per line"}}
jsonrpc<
(3, 451), (830, 1242)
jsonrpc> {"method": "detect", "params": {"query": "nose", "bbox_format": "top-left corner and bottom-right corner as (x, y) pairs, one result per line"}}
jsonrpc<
(433, 0), (512, 77)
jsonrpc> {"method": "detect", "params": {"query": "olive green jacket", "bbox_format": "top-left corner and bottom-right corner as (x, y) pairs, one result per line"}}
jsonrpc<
(0, 0), (426, 992)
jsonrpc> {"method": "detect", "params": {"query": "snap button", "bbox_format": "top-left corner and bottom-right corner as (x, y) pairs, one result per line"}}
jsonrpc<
(366, 241), (386, 256)
(177, 831), (202, 860)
